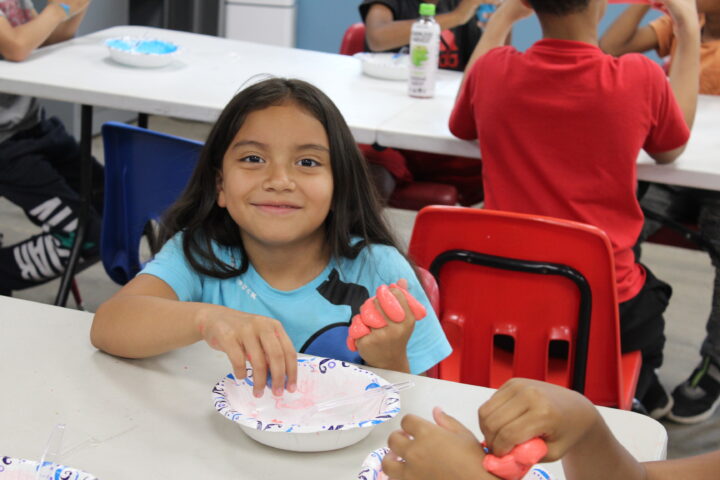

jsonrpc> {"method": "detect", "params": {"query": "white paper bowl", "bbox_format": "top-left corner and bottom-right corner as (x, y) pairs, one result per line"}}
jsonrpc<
(212, 357), (401, 452)
(358, 447), (390, 480)
(0, 456), (98, 480)
(354, 52), (409, 81)
(105, 37), (179, 68)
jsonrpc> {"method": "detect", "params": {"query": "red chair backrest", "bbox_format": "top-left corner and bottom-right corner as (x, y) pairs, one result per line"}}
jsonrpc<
(340, 22), (366, 56)
(408, 206), (626, 408)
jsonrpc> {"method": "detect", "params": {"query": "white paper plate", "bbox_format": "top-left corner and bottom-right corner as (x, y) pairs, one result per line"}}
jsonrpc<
(354, 52), (409, 81)
(0, 456), (98, 480)
(212, 356), (401, 452)
(106, 37), (179, 68)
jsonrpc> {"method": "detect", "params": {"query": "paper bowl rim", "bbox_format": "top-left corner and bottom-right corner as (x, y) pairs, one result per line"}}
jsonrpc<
(212, 356), (401, 434)
(0, 456), (98, 479)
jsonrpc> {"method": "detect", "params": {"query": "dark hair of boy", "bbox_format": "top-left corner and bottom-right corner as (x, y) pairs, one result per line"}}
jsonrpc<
(526, 0), (591, 15)
(158, 77), (401, 279)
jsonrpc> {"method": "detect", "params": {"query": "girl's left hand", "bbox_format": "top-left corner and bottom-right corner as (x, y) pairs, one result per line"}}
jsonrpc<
(382, 407), (493, 480)
(355, 280), (419, 372)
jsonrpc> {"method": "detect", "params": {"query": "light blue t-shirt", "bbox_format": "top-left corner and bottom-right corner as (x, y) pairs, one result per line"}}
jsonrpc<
(141, 234), (451, 375)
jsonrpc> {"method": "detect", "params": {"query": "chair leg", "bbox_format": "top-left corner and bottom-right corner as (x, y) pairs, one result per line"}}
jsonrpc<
(70, 278), (85, 311)
(642, 207), (720, 261)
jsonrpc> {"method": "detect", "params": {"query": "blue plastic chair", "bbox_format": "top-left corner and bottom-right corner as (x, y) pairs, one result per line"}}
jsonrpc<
(101, 122), (203, 285)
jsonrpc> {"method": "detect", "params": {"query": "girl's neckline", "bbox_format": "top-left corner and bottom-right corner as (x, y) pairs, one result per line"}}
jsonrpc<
(247, 257), (336, 296)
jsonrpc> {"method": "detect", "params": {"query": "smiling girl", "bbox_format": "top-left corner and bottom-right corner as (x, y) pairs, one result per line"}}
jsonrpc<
(90, 78), (451, 398)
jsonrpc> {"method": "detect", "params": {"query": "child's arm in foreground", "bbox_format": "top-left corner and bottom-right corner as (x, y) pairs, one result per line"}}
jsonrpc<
(383, 407), (498, 480)
(0, 0), (90, 61)
(599, 5), (658, 56)
(91, 274), (297, 397)
(364, 0), (487, 52)
(480, 379), (720, 480)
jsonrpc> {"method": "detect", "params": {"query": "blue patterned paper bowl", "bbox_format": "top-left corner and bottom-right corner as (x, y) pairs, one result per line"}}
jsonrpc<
(358, 447), (390, 480)
(105, 36), (179, 68)
(0, 456), (98, 480)
(212, 357), (401, 452)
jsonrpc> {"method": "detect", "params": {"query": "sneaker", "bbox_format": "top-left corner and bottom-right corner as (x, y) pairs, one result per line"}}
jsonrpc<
(640, 375), (674, 420)
(667, 357), (720, 424)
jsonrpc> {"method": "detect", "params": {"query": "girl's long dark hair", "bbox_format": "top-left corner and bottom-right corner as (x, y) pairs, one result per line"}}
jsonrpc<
(159, 77), (403, 278)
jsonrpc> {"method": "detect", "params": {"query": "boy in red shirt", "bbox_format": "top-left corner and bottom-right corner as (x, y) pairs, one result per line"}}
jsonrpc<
(449, 0), (700, 415)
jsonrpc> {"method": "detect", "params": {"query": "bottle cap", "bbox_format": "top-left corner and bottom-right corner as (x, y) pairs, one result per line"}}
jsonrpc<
(419, 3), (436, 16)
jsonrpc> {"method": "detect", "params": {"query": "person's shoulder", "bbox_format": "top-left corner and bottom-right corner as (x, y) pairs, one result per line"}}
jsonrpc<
(615, 52), (666, 81)
(358, 241), (403, 259)
(469, 46), (520, 77)
(348, 240), (410, 276)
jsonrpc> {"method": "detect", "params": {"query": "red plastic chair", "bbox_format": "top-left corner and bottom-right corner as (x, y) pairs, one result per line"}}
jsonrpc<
(340, 23), (461, 210)
(408, 206), (641, 410)
(340, 22), (366, 56)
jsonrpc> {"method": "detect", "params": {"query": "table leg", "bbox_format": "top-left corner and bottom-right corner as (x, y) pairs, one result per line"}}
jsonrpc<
(54, 105), (93, 307)
(138, 113), (149, 129)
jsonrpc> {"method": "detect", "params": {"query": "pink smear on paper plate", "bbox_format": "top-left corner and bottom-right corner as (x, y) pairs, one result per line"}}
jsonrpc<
(271, 378), (318, 410)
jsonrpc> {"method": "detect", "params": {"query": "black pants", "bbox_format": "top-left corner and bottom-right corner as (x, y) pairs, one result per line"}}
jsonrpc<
(619, 265), (672, 401)
(0, 117), (104, 292)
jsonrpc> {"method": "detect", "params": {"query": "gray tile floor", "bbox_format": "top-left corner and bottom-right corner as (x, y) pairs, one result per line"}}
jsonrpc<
(2, 116), (718, 459)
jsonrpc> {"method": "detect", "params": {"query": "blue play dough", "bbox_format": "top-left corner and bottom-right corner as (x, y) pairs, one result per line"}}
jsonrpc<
(107, 38), (178, 55)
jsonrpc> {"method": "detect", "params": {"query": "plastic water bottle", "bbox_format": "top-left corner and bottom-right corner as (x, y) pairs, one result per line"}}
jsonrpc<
(408, 3), (441, 98)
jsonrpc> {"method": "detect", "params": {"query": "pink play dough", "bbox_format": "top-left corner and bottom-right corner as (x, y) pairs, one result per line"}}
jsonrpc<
(482, 438), (548, 480)
(377, 284), (405, 322)
(347, 283), (428, 351)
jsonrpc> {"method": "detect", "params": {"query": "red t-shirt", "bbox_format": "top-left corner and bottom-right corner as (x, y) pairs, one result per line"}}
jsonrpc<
(449, 39), (690, 302)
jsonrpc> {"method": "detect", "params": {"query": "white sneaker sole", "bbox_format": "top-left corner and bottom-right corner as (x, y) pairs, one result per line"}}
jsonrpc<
(666, 394), (720, 424)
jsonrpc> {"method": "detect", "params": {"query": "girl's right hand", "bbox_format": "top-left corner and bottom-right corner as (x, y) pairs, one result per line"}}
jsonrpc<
(196, 307), (298, 398)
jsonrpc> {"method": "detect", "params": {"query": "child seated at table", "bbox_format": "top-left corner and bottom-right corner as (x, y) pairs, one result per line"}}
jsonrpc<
(382, 378), (720, 480)
(449, 0), (700, 416)
(601, 0), (720, 425)
(91, 78), (451, 398)
(0, 0), (103, 297)
(356, 0), (489, 205)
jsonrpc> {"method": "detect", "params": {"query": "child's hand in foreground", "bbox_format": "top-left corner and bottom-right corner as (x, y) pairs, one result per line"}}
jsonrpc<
(196, 308), (297, 397)
(353, 279), (426, 372)
(383, 407), (496, 480)
(479, 378), (600, 461)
